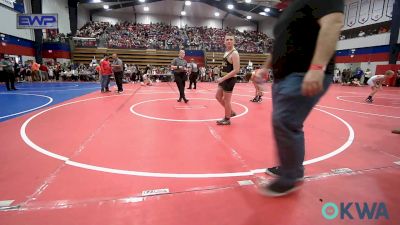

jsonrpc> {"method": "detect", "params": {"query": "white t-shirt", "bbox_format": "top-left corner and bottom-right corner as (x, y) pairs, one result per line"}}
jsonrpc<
(367, 75), (384, 86)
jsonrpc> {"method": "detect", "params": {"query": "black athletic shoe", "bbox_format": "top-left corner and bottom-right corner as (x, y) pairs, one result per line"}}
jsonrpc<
(265, 166), (282, 177)
(184, 98), (189, 103)
(265, 166), (304, 181)
(216, 118), (231, 125)
(256, 96), (262, 103)
(177, 98), (182, 102)
(258, 179), (304, 197)
(250, 96), (258, 102)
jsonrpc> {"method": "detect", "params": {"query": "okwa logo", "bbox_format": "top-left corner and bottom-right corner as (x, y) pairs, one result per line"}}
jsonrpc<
(322, 202), (389, 220)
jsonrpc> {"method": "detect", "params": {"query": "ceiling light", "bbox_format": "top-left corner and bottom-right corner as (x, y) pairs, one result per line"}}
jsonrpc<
(185, 1), (191, 6)
(246, 15), (252, 20)
(259, 12), (266, 16)
(264, 8), (270, 12)
(245, 0), (251, 3)
(227, 4), (234, 10)
(181, 11), (186, 16)
(144, 6), (149, 11)
(214, 12), (220, 17)
(103, 5), (109, 9)
(139, 0), (145, 2)
(92, 0), (101, 3)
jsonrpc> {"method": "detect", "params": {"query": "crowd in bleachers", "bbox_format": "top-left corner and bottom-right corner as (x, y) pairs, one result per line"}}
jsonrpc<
(43, 32), (68, 43)
(51, 19), (391, 49)
(75, 21), (111, 38)
(74, 21), (273, 53)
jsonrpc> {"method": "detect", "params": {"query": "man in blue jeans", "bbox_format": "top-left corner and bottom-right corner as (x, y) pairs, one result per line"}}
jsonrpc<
(257, 0), (344, 196)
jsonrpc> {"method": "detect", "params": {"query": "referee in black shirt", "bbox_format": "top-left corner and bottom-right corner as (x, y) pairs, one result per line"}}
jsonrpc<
(171, 50), (189, 103)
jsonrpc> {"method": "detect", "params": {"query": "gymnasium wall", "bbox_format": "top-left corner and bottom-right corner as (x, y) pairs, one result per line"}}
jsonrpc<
(335, 0), (398, 73)
(223, 15), (256, 31)
(42, 0), (71, 34)
(0, 33), (71, 63)
(337, 33), (391, 50)
(259, 17), (277, 38)
(0, 33), (35, 57)
(0, 0), (34, 41)
(343, 0), (394, 30)
(78, 3), (90, 29)
(335, 44), (400, 74)
(92, 8), (136, 25)
(338, 0), (396, 50)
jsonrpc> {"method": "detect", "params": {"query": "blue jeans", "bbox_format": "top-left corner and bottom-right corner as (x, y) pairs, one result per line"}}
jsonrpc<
(101, 75), (111, 91)
(271, 72), (333, 184)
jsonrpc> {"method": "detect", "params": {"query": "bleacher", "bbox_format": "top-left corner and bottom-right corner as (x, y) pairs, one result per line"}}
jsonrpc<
(72, 48), (269, 68)
(205, 52), (269, 67)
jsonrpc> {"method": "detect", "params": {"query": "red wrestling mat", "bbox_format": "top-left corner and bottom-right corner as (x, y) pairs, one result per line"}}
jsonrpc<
(0, 82), (399, 225)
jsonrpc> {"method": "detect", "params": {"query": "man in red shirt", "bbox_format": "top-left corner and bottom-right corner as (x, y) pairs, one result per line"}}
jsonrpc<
(100, 55), (112, 92)
(39, 64), (49, 81)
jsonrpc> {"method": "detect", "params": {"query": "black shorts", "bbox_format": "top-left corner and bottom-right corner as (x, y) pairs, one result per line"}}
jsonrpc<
(218, 77), (237, 92)
(174, 72), (187, 82)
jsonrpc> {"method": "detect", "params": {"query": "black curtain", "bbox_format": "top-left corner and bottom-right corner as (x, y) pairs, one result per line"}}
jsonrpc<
(68, 0), (78, 36)
(389, 0), (400, 64)
(31, 0), (42, 64)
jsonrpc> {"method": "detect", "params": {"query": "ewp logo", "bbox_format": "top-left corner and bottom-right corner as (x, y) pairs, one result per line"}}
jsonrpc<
(17, 14), (58, 29)
(322, 202), (389, 220)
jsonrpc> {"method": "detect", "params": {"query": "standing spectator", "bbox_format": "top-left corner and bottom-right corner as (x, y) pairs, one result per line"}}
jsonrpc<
(55, 62), (61, 81)
(31, 61), (40, 81)
(100, 55), (112, 93)
(187, 59), (199, 89)
(39, 63), (49, 81)
(13, 61), (20, 82)
(111, 53), (124, 93)
(0, 56), (17, 91)
(25, 66), (32, 82)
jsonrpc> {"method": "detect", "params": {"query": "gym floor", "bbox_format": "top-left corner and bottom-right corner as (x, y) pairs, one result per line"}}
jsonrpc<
(0, 81), (399, 225)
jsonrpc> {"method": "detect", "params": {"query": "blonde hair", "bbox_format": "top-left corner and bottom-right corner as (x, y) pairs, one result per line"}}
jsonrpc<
(385, 70), (394, 76)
